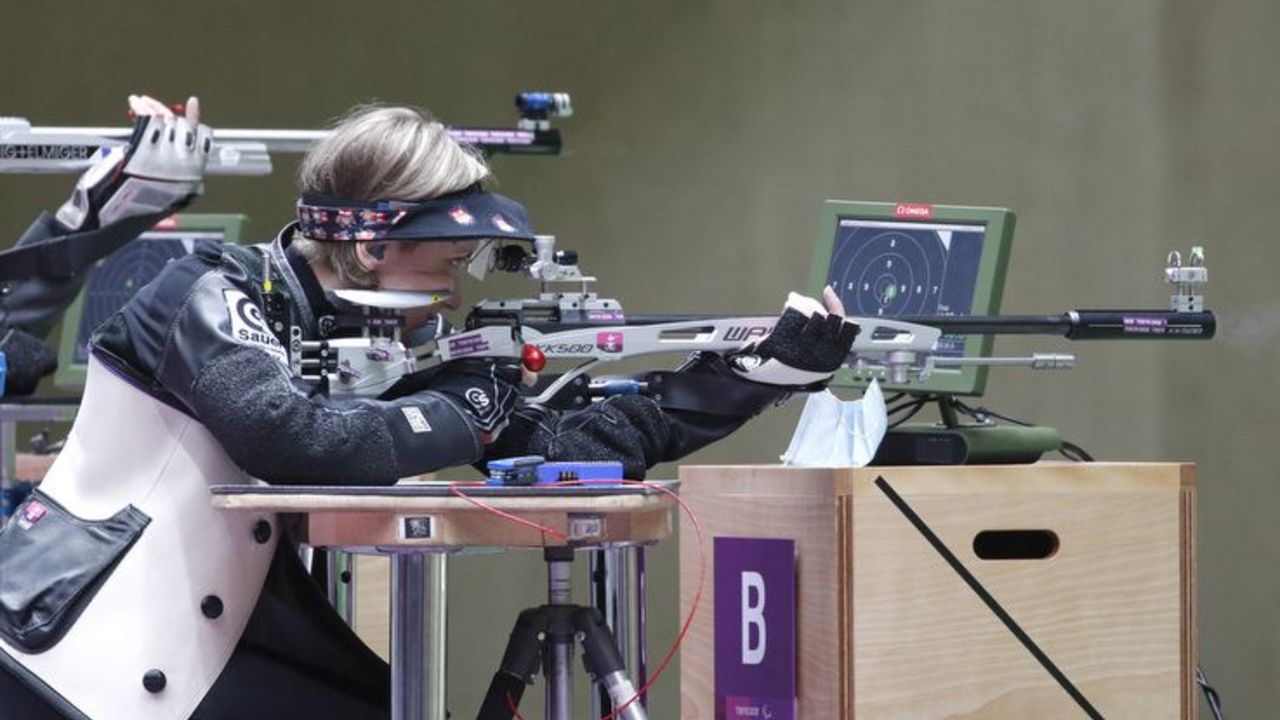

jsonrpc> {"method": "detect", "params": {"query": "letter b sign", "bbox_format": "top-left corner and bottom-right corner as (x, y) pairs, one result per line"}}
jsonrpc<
(741, 571), (766, 664)
(714, 537), (795, 712)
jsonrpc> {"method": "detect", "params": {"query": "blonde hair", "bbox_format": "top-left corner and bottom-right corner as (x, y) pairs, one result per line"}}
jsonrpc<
(292, 104), (491, 288)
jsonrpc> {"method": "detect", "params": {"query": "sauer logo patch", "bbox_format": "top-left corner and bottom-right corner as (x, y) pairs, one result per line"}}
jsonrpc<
(224, 289), (287, 362)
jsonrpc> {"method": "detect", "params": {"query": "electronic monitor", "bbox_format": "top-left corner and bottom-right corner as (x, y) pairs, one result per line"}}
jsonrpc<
(809, 201), (1015, 396)
(54, 213), (250, 390)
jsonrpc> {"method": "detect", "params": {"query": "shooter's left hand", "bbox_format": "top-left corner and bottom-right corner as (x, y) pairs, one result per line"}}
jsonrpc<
(726, 286), (859, 389)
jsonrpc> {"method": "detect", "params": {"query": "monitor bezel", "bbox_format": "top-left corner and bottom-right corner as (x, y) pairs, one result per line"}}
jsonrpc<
(808, 200), (1015, 396)
(54, 213), (250, 390)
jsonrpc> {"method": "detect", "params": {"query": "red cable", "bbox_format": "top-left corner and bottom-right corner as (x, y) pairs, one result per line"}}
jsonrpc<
(450, 478), (707, 720)
(506, 690), (525, 720)
(449, 481), (568, 541)
(591, 479), (706, 720)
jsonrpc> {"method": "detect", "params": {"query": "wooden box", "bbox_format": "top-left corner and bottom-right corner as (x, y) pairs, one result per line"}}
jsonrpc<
(678, 463), (1196, 719)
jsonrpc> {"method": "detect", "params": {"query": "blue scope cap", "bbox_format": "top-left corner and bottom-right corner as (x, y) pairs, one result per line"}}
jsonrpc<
(515, 92), (573, 119)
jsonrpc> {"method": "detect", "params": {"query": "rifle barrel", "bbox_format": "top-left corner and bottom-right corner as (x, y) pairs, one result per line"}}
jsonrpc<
(890, 311), (1217, 339)
(622, 310), (1216, 340)
(19, 125), (558, 155)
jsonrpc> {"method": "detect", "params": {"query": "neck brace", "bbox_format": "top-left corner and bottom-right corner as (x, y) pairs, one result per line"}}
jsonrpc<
(1, 358), (277, 720)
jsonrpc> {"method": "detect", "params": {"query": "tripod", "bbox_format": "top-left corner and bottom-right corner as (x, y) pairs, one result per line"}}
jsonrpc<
(477, 546), (648, 720)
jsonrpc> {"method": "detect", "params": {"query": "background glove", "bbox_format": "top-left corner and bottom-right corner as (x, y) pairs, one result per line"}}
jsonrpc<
(56, 95), (212, 231)
(0, 327), (57, 397)
(727, 288), (859, 389)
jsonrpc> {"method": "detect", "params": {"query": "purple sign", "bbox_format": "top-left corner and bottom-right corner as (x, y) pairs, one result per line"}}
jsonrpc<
(447, 334), (491, 357)
(714, 537), (796, 720)
(596, 331), (624, 353)
(449, 128), (536, 146)
(1123, 315), (1168, 334)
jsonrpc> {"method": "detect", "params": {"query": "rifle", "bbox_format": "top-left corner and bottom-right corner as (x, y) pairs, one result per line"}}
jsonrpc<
(295, 236), (1214, 406)
(0, 92), (572, 175)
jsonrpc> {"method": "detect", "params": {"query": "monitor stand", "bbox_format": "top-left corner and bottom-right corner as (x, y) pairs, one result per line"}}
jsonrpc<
(870, 396), (1062, 466)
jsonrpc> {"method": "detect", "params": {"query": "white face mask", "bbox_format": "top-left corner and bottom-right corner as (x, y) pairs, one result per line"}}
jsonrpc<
(779, 381), (888, 467)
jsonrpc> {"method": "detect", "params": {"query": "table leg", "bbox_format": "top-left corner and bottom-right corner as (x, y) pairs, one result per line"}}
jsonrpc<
(391, 553), (448, 720)
(589, 551), (607, 719)
(635, 546), (648, 707)
(545, 547), (574, 720)
(590, 546), (648, 716)
(326, 549), (357, 626)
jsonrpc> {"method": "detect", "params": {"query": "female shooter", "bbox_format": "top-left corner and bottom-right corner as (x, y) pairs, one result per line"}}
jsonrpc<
(0, 98), (856, 720)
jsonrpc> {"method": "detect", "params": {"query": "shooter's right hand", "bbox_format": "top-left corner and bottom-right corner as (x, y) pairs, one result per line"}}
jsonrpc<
(56, 94), (212, 231)
(422, 359), (524, 443)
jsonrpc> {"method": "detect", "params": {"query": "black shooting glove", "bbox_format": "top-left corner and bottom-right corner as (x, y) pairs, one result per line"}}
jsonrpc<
(482, 395), (674, 480)
(726, 292), (860, 389)
(383, 358), (522, 438)
(0, 327), (58, 396)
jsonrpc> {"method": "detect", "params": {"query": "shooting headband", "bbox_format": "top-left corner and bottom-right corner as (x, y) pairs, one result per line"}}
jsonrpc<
(296, 186), (536, 243)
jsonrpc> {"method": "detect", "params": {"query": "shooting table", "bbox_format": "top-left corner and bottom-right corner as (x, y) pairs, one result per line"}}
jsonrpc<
(210, 481), (678, 720)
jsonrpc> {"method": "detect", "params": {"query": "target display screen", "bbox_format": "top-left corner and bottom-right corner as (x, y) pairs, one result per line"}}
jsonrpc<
(71, 230), (225, 364)
(826, 217), (986, 359)
(812, 201), (1013, 396)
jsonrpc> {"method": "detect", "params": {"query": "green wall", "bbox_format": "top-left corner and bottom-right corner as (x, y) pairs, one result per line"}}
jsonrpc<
(2, 1), (1275, 716)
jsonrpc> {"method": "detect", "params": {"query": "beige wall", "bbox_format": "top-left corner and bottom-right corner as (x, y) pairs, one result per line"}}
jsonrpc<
(3, 1), (1275, 716)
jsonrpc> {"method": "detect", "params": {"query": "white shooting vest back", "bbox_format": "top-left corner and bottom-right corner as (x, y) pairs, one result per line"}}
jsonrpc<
(1, 357), (277, 720)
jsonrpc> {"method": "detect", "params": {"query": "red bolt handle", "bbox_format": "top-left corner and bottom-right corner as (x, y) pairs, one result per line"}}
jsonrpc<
(521, 344), (546, 373)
